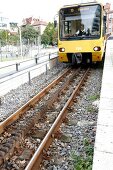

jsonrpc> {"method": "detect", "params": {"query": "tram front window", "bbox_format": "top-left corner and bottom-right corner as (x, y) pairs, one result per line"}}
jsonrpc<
(59, 4), (101, 40)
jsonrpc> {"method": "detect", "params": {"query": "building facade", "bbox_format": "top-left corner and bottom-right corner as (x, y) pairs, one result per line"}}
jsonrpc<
(0, 14), (47, 36)
(22, 17), (47, 35)
(108, 11), (113, 33)
(104, 3), (113, 34)
(0, 14), (9, 30)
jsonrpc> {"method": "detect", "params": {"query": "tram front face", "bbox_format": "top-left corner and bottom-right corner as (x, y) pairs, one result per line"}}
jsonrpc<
(59, 4), (102, 63)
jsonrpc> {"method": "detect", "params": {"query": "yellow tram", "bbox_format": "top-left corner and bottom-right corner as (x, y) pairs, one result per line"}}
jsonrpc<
(58, 2), (107, 64)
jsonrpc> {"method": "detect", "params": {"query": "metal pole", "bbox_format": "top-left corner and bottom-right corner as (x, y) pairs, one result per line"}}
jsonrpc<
(49, 53), (50, 60)
(28, 71), (31, 85)
(38, 36), (40, 56)
(38, 18), (41, 57)
(16, 63), (19, 71)
(35, 57), (38, 64)
(5, 30), (8, 58)
(46, 64), (48, 75)
(0, 97), (1, 105)
(19, 26), (23, 59)
(0, 40), (2, 62)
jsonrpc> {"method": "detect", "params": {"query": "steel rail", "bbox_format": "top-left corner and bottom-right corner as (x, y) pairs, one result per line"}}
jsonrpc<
(0, 68), (80, 167)
(25, 68), (90, 170)
(0, 68), (71, 134)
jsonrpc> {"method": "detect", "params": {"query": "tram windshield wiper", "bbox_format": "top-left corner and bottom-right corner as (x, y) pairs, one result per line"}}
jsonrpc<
(60, 35), (100, 40)
(74, 35), (100, 40)
(61, 36), (84, 40)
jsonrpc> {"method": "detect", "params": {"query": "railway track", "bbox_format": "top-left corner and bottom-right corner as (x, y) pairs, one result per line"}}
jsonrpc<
(0, 67), (90, 169)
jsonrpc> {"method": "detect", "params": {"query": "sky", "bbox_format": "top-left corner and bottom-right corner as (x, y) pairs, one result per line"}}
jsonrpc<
(0, 0), (113, 23)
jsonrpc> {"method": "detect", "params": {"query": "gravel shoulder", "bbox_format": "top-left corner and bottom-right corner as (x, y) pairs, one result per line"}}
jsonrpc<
(41, 66), (103, 170)
(0, 64), (66, 122)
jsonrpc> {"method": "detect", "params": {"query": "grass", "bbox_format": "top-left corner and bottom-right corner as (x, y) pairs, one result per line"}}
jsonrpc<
(87, 106), (98, 113)
(71, 138), (94, 170)
(88, 94), (100, 101)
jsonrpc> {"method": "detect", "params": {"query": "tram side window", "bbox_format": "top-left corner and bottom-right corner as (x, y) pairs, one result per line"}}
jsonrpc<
(103, 15), (106, 36)
(64, 21), (71, 35)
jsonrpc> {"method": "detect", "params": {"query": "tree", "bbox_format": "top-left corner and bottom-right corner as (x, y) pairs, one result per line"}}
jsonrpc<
(8, 34), (19, 45)
(0, 30), (8, 45)
(21, 25), (39, 44)
(41, 22), (57, 46)
(0, 30), (19, 46)
(52, 29), (58, 45)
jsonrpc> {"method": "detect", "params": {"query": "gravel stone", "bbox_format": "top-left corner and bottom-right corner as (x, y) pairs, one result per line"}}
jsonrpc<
(0, 64), (103, 169)
(0, 64), (65, 122)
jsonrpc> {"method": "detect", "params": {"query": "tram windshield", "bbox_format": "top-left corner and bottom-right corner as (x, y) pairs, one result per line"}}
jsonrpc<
(59, 4), (101, 40)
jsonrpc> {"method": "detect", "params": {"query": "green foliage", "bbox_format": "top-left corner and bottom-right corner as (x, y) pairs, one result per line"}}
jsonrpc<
(88, 94), (100, 101)
(71, 138), (94, 170)
(0, 30), (19, 46)
(87, 105), (98, 113)
(9, 34), (19, 45)
(0, 30), (8, 45)
(0, 22), (57, 47)
(21, 25), (39, 44)
(41, 22), (57, 45)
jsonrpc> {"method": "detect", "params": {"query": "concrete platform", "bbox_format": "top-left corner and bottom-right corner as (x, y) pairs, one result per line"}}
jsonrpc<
(92, 41), (113, 170)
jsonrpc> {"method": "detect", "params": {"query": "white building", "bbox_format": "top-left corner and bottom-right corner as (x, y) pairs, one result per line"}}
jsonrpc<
(0, 14), (10, 30)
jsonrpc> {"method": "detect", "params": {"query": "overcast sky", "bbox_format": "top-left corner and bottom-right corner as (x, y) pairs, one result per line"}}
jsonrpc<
(0, 0), (113, 23)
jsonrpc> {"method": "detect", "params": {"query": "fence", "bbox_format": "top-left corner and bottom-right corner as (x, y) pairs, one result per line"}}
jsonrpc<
(0, 52), (58, 96)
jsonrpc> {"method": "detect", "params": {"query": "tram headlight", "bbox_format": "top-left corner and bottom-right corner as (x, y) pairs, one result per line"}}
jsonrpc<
(93, 46), (101, 51)
(59, 48), (65, 52)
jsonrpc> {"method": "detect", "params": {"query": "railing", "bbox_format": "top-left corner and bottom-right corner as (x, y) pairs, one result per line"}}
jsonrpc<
(0, 52), (59, 97)
(0, 52), (58, 79)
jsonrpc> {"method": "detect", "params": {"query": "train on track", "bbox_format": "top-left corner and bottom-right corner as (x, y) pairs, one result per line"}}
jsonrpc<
(56, 1), (107, 64)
